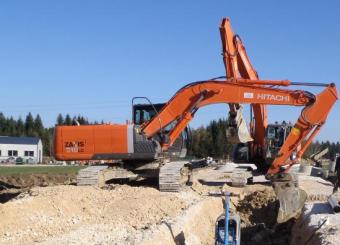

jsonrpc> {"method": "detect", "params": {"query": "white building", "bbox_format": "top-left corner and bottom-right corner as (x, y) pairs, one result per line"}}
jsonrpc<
(0, 136), (43, 164)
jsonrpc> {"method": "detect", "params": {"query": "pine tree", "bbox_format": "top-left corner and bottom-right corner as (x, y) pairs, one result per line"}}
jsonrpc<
(56, 114), (64, 125)
(0, 112), (6, 135)
(65, 114), (72, 125)
(16, 117), (25, 136)
(41, 128), (53, 156)
(25, 112), (35, 136)
(8, 117), (17, 136)
(336, 142), (340, 155)
(34, 114), (44, 137)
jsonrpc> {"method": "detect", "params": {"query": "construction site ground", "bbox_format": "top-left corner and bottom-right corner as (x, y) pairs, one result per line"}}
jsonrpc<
(0, 165), (339, 245)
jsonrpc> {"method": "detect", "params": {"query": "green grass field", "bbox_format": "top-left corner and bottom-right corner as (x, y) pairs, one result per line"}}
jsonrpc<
(0, 165), (85, 175)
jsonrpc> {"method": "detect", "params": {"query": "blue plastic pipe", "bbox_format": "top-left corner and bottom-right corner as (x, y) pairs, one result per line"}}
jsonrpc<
(224, 192), (230, 245)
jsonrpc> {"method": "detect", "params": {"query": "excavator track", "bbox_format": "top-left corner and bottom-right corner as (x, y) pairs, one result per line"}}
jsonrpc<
(77, 165), (137, 187)
(77, 166), (108, 187)
(159, 161), (189, 192)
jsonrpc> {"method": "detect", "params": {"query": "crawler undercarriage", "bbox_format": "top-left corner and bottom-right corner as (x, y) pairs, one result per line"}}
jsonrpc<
(77, 160), (190, 192)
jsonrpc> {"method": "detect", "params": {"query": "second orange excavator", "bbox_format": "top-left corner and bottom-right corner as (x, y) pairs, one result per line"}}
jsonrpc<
(54, 18), (338, 223)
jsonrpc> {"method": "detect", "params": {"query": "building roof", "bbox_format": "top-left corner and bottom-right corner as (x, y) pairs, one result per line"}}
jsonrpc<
(0, 136), (41, 145)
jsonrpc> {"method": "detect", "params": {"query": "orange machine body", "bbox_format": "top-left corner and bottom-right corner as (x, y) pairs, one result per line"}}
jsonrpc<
(54, 124), (128, 160)
(54, 124), (157, 161)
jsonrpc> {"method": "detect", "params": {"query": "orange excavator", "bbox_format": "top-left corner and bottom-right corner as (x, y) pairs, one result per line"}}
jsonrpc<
(54, 18), (338, 223)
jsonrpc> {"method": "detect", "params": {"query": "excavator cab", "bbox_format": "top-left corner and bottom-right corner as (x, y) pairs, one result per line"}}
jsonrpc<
(132, 103), (190, 158)
(265, 122), (293, 166)
(232, 122), (293, 167)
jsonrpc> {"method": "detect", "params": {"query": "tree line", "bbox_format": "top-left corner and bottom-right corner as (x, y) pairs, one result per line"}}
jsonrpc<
(188, 118), (340, 160)
(188, 118), (234, 159)
(0, 112), (338, 160)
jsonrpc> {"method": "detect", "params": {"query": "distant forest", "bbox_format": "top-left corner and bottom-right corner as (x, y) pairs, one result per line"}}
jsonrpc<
(0, 112), (339, 159)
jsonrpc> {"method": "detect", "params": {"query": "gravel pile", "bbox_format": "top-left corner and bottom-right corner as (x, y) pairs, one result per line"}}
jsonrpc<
(0, 185), (200, 244)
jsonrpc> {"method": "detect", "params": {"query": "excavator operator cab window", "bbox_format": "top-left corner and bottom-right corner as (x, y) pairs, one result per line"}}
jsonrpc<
(266, 125), (285, 147)
(134, 110), (142, 125)
(133, 103), (165, 125)
(267, 127), (276, 140)
(134, 109), (154, 125)
(132, 103), (179, 133)
(265, 123), (293, 160)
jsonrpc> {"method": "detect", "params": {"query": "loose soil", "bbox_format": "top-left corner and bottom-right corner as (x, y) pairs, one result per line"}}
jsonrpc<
(1, 166), (335, 245)
(0, 172), (77, 203)
(0, 184), (202, 244)
(0, 165), (83, 190)
(237, 190), (294, 245)
(0, 173), (75, 188)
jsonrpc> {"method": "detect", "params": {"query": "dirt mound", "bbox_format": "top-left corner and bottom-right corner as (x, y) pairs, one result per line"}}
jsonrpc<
(0, 184), (200, 244)
(237, 190), (294, 245)
(237, 190), (278, 228)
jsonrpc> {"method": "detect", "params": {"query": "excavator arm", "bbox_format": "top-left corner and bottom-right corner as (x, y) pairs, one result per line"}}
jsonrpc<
(142, 79), (337, 173)
(268, 83), (338, 174)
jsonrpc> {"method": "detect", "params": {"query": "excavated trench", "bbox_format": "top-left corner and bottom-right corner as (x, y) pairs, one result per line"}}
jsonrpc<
(145, 189), (298, 245)
(236, 190), (295, 245)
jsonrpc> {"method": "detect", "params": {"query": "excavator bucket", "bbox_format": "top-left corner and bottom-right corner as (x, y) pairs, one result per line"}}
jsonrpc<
(272, 173), (307, 223)
(226, 106), (253, 144)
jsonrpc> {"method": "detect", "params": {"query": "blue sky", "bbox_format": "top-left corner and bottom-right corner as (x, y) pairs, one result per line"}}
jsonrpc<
(0, 1), (339, 141)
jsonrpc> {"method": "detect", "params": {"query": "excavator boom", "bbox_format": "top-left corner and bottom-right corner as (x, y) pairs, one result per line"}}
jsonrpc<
(220, 18), (267, 152)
